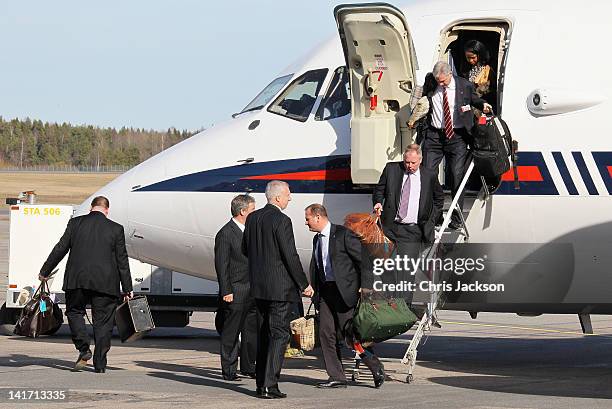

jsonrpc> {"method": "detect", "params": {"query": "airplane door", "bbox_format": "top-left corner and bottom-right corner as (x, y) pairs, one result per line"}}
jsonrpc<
(334, 3), (419, 184)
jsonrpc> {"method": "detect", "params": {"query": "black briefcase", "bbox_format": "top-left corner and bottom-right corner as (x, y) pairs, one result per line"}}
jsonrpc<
(115, 296), (155, 342)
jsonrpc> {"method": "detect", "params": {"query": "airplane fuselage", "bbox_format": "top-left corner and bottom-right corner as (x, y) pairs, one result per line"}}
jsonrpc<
(81, 0), (612, 314)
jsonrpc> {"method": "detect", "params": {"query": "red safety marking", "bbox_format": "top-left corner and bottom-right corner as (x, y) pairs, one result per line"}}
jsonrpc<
(370, 95), (378, 111)
(501, 166), (543, 182)
(242, 168), (351, 181)
(372, 70), (383, 81)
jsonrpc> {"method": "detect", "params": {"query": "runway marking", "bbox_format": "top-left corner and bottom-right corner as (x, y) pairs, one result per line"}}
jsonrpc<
(439, 320), (612, 337)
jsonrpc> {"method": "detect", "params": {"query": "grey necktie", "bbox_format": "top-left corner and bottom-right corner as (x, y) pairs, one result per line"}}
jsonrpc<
(397, 173), (411, 220)
(316, 233), (325, 281)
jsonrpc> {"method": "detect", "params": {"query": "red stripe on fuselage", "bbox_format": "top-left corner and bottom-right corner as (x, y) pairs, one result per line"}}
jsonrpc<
(501, 166), (543, 182)
(244, 166), (543, 183)
(242, 168), (351, 181)
(607, 166), (612, 179)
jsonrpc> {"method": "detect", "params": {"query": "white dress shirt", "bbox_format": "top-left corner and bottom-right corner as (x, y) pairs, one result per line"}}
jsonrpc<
(316, 222), (335, 281)
(232, 218), (245, 232)
(396, 168), (421, 224)
(430, 76), (461, 129)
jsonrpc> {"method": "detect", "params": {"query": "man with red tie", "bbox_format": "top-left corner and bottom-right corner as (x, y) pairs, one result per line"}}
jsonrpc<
(422, 61), (491, 230)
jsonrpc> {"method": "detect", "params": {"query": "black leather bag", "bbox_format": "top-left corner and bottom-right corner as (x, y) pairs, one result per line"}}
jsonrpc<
(471, 114), (512, 178)
(14, 281), (64, 338)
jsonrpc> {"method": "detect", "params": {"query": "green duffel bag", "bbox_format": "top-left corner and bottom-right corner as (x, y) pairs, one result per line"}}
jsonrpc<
(352, 295), (417, 343)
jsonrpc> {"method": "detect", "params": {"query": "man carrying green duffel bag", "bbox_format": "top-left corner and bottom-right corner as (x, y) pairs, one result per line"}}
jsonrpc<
(306, 204), (386, 389)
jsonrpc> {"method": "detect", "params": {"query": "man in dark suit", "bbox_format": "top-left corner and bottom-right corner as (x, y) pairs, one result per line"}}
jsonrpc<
(215, 194), (258, 381)
(242, 180), (313, 399)
(304, 203), (385, 389)
(39, 196), (132, 373)
(373, 144), (445, 303)
(374, 144), (445, 247)
(422, 61), (491, 229)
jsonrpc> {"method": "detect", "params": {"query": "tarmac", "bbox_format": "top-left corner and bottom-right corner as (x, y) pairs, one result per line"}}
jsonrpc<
(3, 210), (612, 408)
(2, 312), (612, 408)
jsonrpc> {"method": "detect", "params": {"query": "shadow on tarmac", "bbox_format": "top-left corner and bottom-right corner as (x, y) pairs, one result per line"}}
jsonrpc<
(4, 326), (612, 399)
(376, 334), (612, 400)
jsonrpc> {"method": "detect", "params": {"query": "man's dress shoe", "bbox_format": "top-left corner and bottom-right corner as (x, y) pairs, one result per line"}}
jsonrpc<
(448, 220), (462, 231)
(72, 349), (92, 371)
(256, 386), (286, 399)
(316, 380), (347, 389)
(223, 374), (239, 381)
(94, 368), (106, 373)
(239, 371), (256, 379)
(373, 367), (385, 388)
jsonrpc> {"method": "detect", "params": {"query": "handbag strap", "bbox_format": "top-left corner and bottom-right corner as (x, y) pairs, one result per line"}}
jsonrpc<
(32, 282), (46, 299)
(306, 301), (318, 317)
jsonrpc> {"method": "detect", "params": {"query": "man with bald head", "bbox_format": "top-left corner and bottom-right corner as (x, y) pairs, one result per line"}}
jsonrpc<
(374, 144), (444, 249)
(242, 180), (313, 399)
(39, 196), (133, 373)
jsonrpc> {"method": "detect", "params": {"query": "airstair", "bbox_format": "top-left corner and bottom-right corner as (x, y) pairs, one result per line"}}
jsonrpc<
(400, 160), (476, 383)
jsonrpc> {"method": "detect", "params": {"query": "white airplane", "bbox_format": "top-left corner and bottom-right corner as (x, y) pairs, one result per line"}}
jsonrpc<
(79, 1), (612, 329)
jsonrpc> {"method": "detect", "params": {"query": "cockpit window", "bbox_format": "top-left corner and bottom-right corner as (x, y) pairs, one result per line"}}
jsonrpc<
(238, 74), (293, 116)
(267, 69), (328, 122)
(315, 66), (350, 121)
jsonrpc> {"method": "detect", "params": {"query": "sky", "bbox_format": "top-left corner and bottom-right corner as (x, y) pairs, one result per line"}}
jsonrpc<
(0, 0), (377, 131)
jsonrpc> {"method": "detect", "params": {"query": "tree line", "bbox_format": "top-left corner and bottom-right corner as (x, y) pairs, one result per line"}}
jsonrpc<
(0, 117), (198, 169)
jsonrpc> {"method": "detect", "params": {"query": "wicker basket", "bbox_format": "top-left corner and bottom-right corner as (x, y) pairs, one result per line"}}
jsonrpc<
(290, 304), (317, 351)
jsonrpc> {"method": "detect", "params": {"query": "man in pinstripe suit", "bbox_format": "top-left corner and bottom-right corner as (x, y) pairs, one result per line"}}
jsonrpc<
(215, 194), (258, 381)
(242, 180), (314, 399)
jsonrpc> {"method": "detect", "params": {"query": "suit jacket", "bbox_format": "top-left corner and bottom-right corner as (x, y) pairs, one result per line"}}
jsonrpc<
(372, 163), (444, 244)
(309, 224), (366, 308)
(40, 211), (132, 297)
(242, 203), (309, 302)
(214, 219), (251, 304)
(426, 75), (485, 134)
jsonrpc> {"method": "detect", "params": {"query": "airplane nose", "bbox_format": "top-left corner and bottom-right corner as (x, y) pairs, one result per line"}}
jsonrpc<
(75, 168), (136, 228)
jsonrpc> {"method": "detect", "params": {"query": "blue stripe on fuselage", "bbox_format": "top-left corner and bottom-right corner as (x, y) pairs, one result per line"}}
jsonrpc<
(134, 152), (559, 195)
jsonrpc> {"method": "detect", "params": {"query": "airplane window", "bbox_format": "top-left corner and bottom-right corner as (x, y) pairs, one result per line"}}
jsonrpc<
(267, 69), (328, 122)
(238, 74), (293, 116)
(315, 66), (350, 121)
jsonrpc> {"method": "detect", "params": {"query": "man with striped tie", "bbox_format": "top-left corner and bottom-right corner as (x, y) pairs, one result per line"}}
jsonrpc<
(422, 61), (491, 230)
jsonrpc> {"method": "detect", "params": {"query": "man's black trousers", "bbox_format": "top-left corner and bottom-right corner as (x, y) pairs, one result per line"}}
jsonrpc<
(254, 299), (292, 388)
(383, 223), (423, 304)
(65, 289), (118, 370)
(219, 298), (257, 377)
(422, 126), (470, 223)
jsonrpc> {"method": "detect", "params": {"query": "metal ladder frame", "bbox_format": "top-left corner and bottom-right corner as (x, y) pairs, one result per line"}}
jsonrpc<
(400, 160), (475, 383)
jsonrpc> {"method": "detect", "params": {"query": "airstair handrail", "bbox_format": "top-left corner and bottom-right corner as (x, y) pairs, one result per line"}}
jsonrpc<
(401, 159), (476, 383)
